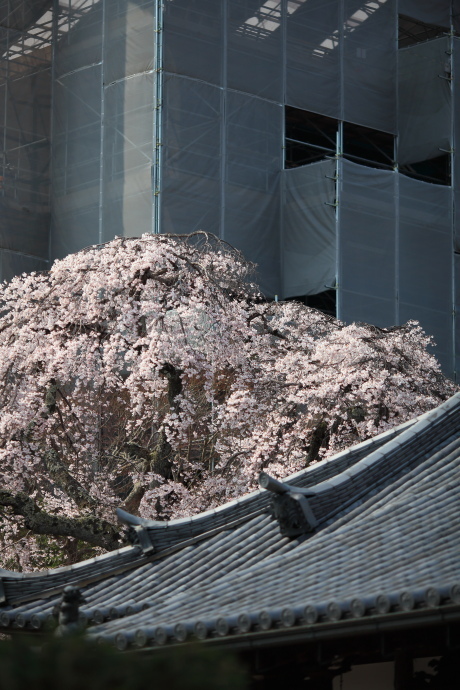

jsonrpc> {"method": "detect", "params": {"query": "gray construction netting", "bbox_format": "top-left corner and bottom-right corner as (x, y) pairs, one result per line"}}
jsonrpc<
(286, 0), (397, 133)
(455, 37), (460, 255)
(0, 0), (459, 375)
(399, 0), (451, 27)
(456, 254), (460, 375)
(338, 160), (453, 374)
(283, 160), (336, 299)
(0, 0), (52, 281)
(283, 156), (454, 373)
(398, 37), (451, 166)
(160, 73), (282, 296)
(51, 0), (156, 260)
(161, 0), (397, 298)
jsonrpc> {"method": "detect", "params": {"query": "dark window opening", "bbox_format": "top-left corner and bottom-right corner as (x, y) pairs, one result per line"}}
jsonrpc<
(285, 107), (337, 169)
(399, 153), (451, 186)
(285, 107), (395, 172)
(343, 122), (395, 170)
(286, 107), (338, 150)
(286, 289), (337, 318)
(285, 140), (331, 169)
(398, 15), (447, 48)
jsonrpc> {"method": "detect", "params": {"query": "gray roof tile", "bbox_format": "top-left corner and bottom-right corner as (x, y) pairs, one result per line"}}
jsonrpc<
(2, 393), (460, 645)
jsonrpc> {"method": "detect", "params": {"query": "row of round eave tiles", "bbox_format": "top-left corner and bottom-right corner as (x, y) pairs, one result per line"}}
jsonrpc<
(92, 584), (460, 651)
(0, 601), (150, 630)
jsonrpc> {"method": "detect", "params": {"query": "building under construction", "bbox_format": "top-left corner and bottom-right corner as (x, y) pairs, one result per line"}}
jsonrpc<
(1, 1), (460, 376)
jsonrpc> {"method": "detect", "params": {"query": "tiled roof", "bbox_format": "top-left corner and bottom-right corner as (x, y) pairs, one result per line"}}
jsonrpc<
(1, 394), (460, 650)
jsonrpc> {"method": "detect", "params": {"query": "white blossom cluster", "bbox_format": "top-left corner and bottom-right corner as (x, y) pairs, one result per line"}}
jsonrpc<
(0, 232), (456, 569)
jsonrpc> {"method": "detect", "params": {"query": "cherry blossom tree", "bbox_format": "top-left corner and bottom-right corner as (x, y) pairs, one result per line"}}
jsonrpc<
(0, 232), (456, 570)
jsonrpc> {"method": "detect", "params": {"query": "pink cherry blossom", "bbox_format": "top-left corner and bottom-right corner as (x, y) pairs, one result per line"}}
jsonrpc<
(0, 232), (456, 570)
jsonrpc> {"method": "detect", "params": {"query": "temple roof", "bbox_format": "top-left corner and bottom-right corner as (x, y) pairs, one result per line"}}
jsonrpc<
(1, 393), (460, 650)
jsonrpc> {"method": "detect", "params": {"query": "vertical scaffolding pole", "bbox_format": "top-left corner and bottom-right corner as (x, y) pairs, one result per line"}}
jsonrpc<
(279, 0), (287, 298)
(335, 124), (343, 320)
(394, 4), (400, 327)
(99, 0), (106, 245)
(1, 9), (9, 203)
(220, 0), (227, 242)
(450, 2), (457, 379)
(335, 0), (345, 319)
(152, 0), (163, 235)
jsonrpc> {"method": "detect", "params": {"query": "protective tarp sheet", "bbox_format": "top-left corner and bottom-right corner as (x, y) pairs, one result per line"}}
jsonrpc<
(55, 0), (103, 77)
(53, 66), (102, 194)
(343, 0), (397, 133)
(227, 0), (283, 102)
(104, 0), (154, 84)
(164, 0), (223, 86)
(5, 70), (50, 151)
(0, 83), (4, 128)
(398, 0), (451, 28)
(286, 0), (396, 131)
(103, 72), (154, 239)
(0, 249), (48, 283)
(338, 159), (397, 327)
(454, 190), (460, 255)
(455, 254), (460, 380)
(0, 200), (49, 257)
(399, 174), (453, 375)
(51, 199), (100, 259)
(398, 38), (451, 165)
(224, 91), (282, 297)
(161, 75), (222, 237)
(3, 136), (50, 218)
(454, 39), (460, 253)
(282, 160), (336, 298)
(51, 64), (102, 257)
(2, 68), (50, 259)
(286, 0), (340, 118)
(455, 1), (460, 34)
(0, 0), (51, 31)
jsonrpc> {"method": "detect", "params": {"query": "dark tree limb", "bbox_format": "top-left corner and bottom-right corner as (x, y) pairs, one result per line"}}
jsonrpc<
(120, 481), (145, 514)
(159, 362), (183, 409)
(44, 449), (99, 510)
(148, 429), (173, 481)
(307, 420), (329, 464)
(0, 490), (124, 551)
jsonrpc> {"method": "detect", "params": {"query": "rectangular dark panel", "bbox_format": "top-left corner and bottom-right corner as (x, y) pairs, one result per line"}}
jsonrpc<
(283, 160), (336, 298)
(399, 174), (453, 377)
(164, 0), (223, 86)
(399, 0), (451, 28)
(227, 0), (283, 101)
(398, 38), (451, 166)
(161, 75), (222, 237)
(339, 159), (397, 327)
(343, 0), (397, 133)
(225, 91), (282, 297)
(286, 0), (340, 118)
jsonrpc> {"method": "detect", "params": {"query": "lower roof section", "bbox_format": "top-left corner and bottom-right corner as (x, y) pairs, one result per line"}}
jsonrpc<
(1, 393), (460, 650)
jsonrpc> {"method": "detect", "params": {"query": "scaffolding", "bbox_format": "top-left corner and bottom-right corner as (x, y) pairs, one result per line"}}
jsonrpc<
(1, 0), (460, 378)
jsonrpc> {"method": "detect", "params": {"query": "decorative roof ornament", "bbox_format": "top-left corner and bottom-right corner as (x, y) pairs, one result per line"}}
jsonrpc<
(55, 585), (86, 636)
(259, 472), (318, 537)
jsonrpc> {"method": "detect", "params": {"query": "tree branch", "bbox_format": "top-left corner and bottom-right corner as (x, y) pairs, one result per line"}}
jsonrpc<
(0, 491), (124, 551)
(120, 481), (145, 514)
(44, 449), (99, 510)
